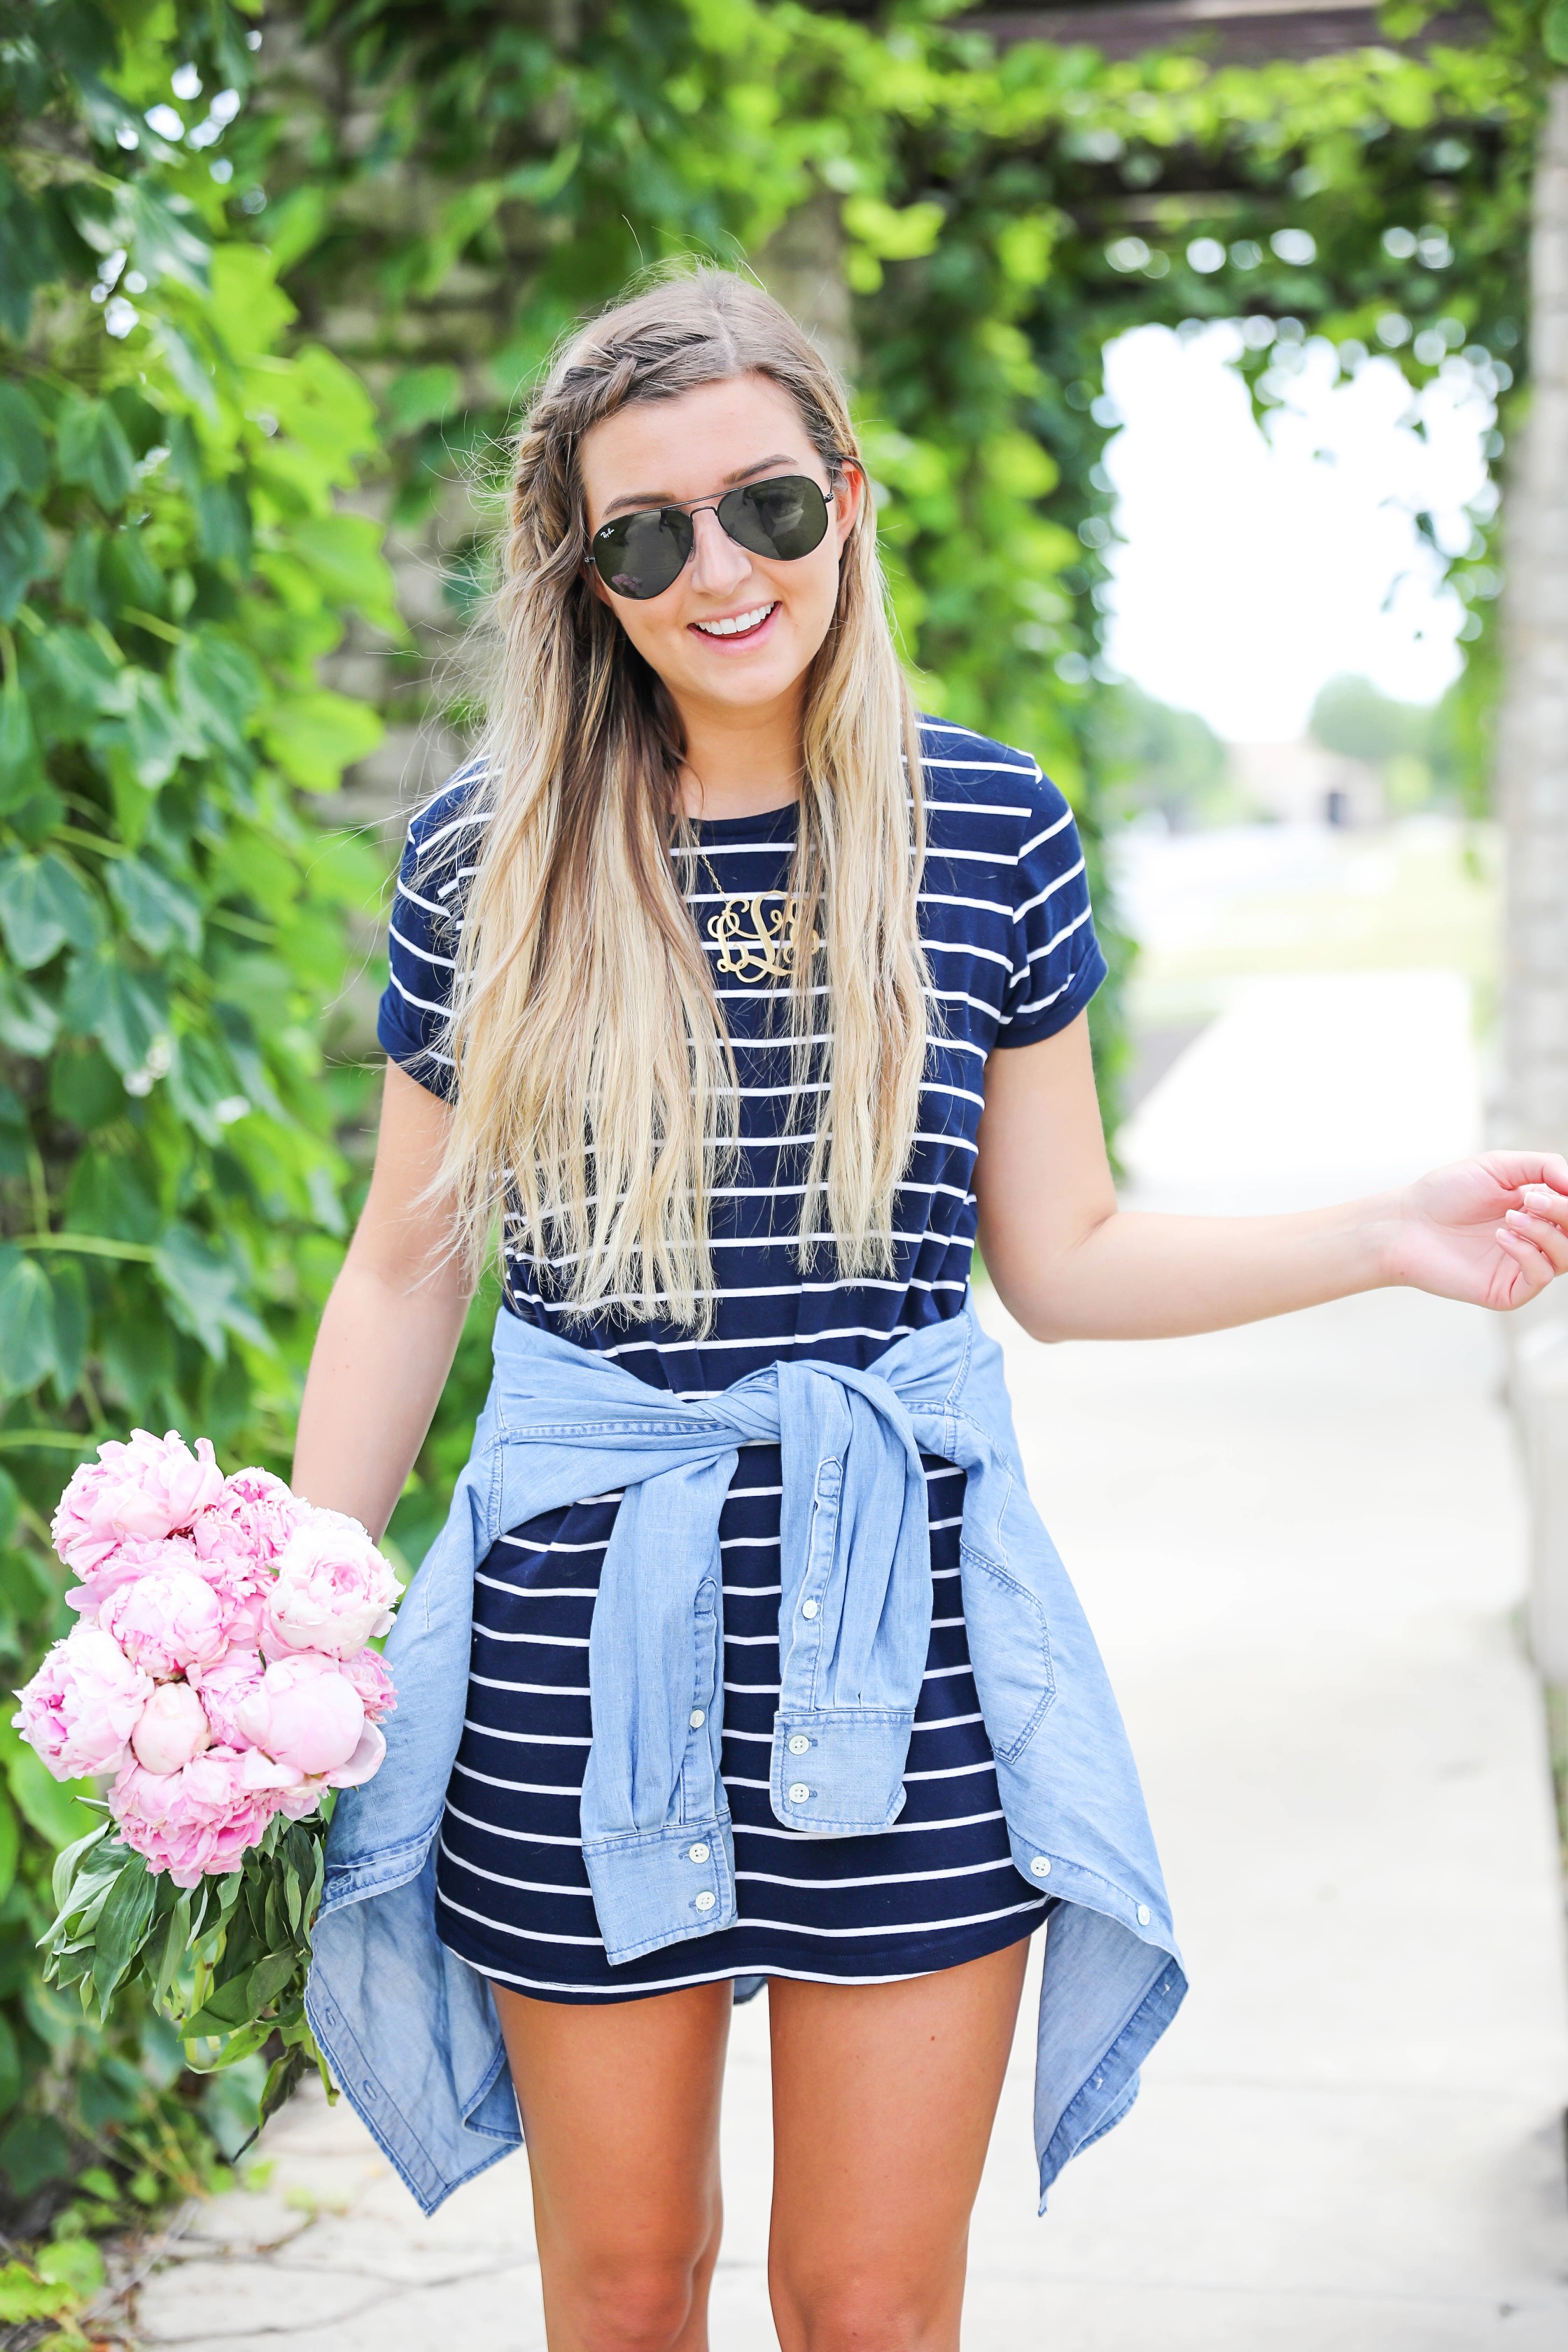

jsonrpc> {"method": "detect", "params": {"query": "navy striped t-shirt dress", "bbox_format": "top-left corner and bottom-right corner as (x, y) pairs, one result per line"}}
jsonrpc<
(377, 720), (1107, 2002)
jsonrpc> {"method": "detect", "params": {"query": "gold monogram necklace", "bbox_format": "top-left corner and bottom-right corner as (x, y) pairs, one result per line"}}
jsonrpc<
(689, 817), (820, 987)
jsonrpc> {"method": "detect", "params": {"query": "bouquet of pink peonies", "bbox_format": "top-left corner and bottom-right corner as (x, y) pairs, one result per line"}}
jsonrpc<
(12, 1432), (398, 2127)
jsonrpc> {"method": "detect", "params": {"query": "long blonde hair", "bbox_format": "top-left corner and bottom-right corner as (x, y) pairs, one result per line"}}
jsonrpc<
(435, 267), (929, 1330)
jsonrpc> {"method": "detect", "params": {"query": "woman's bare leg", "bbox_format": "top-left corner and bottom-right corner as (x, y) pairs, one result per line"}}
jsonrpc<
(493, 1978), (733, 2352)
(766, 1938), (1032, 2352)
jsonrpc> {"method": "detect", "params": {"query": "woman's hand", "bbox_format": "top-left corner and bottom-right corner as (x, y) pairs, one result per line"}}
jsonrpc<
(1388, 1152), (1568, 1311)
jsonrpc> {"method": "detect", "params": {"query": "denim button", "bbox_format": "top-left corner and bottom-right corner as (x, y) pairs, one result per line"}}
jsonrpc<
(689, 1709), (706, 1728)
(1030, 1856), (1051, 1878)
(694, 1891), (716, 1912)
(787, 1735), (811, 1755)
(788, 1782), (811, 1803)
(1136, 1903), (1152, 1926)
(801, 1599), (819, 1620)
(688, 1842), (710, 1864)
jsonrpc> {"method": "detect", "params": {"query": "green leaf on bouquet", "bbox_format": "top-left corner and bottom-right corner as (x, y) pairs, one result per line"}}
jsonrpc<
(90, 1856), (158, 2012)
(47, 1814), (113, 1925)
(181, 1973), (255, 2038)
(258, 2040), (309, 2132)
(153, 1887), (192, 2012)
(245, 1949), (299, 2015)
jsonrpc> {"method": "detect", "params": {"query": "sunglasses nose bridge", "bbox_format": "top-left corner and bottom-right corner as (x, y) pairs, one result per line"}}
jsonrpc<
(687, 500), (752, 588)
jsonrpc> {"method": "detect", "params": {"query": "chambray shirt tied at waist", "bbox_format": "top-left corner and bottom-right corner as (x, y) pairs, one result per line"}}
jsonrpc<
(306, 1298), (1188, 2218)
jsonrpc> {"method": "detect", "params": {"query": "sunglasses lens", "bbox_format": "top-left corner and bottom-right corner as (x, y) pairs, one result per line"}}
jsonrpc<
(592, 507), (692, 599)
(720, 475), (830, 561)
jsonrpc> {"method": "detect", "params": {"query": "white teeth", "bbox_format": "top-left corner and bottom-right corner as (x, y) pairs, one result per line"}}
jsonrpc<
(694, 603), (775, 638)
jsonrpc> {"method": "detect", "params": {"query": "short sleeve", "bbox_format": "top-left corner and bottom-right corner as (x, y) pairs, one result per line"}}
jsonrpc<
(376, 774), (486, 1098)
(994, 774), (1107, 1050)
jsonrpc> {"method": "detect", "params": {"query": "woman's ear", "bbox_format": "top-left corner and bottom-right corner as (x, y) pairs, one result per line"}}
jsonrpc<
(833, 461), (867, 551)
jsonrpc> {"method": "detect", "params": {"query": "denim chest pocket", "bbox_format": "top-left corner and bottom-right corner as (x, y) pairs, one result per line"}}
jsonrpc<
(960, 1544), (1056, 1765)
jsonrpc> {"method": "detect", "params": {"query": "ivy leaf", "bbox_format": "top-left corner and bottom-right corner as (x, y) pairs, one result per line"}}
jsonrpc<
(288, 515), (400, 634)
(0, 854), (103, 968)
(0, 682), (41, 811)
(2, 1729), (94, 1851)
(383, 365), (461, 438)
(0, 384), (48, 504)
(0, 1247), (57, 1395)
(107, 856), (202, 954)
(172, 631), (262, 760)
(31, 624), (125, 738)
(91, 668), (195, 790)
(154, 321), (218, 421)
(119, 182), (209, 293)
(48, 1044), (122, 1131)
(168, 1029), (243, 1140)
(260, 688), (383, 792)
(56, 396), (136, 514)
(59, 946), (167, 1074)
(192, 479), (251, 569)
(48, 1257), (87, 1399)
(0, 971), (58, 1056)
(152, 1223), (268, 1358)
(0, 496), (48, 622)
(64, 1146), (158, 1241)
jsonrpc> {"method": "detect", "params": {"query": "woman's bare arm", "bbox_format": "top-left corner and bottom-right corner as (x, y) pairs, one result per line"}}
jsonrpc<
(292, 1063), (473, 1534)
(974, 1014), (1568, 1343)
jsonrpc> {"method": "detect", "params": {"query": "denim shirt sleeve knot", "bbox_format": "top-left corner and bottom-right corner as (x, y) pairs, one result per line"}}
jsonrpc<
(579, 1348), (948, 1963)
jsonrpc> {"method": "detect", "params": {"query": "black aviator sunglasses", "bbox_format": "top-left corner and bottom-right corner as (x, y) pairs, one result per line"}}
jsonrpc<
(587, 471), (838, 602)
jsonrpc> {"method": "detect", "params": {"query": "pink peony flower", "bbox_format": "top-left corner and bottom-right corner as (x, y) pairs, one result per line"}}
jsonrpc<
(64, 1532), (199, 1623)
(235, 1653), (364, 1777)
(265, 1510), (399, 1660)
(340, 1646), (396, 1724)
(111, 1744), (301, 1886)
(101, 1568), (229, 1681)
(187, 1544), (270, 1651)
(130, 1681), (211, 1774)
(52, 1431), (223, 1573)
(188, 1646), (265, 1749)
(322, 1717), (385, 1791)
(13, 1626), (153, 1780)
(192, 1468), (302, 1570)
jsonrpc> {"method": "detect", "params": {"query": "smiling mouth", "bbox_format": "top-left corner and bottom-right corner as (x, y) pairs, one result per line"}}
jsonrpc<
(691, 603), (778, 640)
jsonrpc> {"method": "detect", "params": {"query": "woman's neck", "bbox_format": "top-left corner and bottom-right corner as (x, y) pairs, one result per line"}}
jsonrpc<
(674, 689), (803, 822)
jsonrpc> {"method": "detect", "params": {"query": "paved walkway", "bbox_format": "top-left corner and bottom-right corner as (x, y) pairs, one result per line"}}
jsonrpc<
(126, 971), (1568, 2349)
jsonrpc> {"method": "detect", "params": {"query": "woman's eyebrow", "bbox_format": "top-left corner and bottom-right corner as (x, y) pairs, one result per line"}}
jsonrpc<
(598, 454), (800, 520)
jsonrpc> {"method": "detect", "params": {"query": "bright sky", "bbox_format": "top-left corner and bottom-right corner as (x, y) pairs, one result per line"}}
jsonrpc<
(1098, 322), (1498, 743)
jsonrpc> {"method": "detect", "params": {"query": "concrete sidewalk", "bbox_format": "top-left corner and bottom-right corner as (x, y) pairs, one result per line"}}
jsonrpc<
(127, 971), (1568, 2349)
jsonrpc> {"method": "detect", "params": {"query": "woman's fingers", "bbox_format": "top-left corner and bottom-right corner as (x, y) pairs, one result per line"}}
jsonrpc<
(1495, 1226), (1558, 1299)
(1492, 1149), (1568, 1197)
(1506, 1202), (1568, 1274)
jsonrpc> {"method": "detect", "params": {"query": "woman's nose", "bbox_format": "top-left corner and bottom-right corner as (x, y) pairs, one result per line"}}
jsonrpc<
(687, 505), (752, 598)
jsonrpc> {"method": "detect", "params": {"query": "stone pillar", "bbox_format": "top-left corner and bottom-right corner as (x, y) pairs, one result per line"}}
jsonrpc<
(1499, 81), (1568, 1677)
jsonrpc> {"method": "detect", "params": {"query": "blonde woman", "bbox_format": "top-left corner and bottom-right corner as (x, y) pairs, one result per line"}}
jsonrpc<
(297, 270), (1568, 2352)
